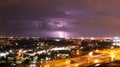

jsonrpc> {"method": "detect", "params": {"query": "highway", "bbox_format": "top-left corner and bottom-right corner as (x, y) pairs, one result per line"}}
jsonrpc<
(39, 47), (120, 67)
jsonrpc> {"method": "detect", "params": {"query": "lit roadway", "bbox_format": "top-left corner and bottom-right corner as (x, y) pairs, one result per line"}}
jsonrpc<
(39, 47), (120, 67)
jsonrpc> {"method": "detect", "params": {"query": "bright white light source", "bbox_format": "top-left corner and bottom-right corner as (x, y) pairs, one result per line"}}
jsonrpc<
(0, 53), (7, 57)
(80, 37), (84, 40)
(90, 37), (95, 40)
(55, 39), (60, 41)
(114, 37), (119, 39)
(50, 47), (70, 51)
(89, 51), (93, 57)
(113, 40), (120, 42)
(37, 50), (46, 54)
(9, 50), (13, 53)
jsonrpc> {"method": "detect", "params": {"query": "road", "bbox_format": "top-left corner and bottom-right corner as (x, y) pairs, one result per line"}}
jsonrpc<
(38, 48), (120, 67)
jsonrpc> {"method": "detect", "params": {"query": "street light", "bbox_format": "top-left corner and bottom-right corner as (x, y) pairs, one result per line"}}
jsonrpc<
(66, 59), (71, 64)
(95, 50), (99, 53)
(94, 59), (100, 63)
(109, 52), (115, 61)
(89, 51), (93, 58)
(76, 50), (80, 55)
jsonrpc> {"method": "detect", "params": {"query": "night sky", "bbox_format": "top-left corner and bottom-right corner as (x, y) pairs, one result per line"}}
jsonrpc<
(0, 0), (120, 38)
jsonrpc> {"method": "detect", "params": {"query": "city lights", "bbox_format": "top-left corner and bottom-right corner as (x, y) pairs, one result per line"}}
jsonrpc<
(0, 37), (120, 67)
(94, 59), (100, 63)
(89, 51), (93, 58)
(0, 0), (120, 67)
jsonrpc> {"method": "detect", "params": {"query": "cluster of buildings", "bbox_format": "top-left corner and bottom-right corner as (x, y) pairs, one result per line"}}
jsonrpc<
(0, 37), (119, 66)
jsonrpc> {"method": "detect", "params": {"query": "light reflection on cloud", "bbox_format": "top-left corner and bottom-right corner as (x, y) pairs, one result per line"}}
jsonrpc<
(51, 31), (68, 38)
